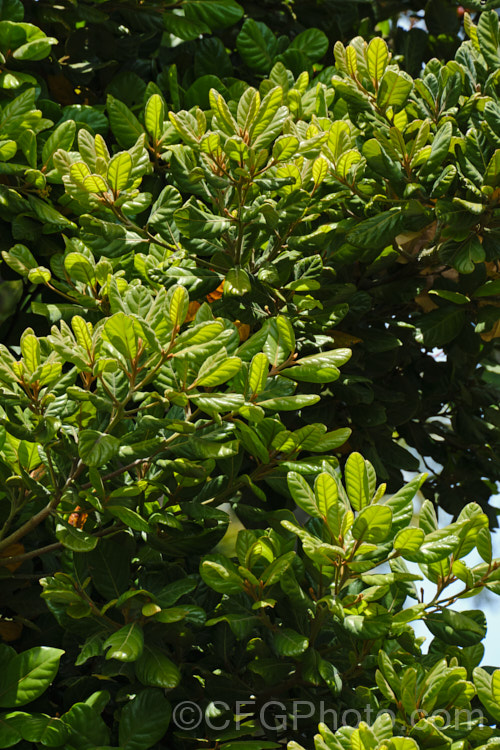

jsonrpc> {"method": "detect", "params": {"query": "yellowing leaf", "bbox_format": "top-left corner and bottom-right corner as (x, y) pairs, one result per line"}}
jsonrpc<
(0, 543), (25, 572)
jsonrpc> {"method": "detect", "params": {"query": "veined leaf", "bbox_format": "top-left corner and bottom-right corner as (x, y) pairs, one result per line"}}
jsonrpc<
(345, 452), (370, 511)
(352, 505), (392, 543)
(104, 624), (144, 662)
(107, 152), (132, 194)
(367, 37), (389, 84)
(78, 430), (120, 468)
(119, 688), (172, 750)
(20, 332), (40, 373)
(377, 69), (413, 112)
(314, 472), (339, 518)
(249, 352), (269, 396)
(197, 356), (241, 386)
(83, 174), (108, 194)
(237, 18), (277, 75)
(167, 285), (189, 328)
(287, 471), (319, 517)
(175, 198), (231, 238)
(144, 94), (165, 144)
(0, 647), (64, 707)
(272, 628), (308, 656)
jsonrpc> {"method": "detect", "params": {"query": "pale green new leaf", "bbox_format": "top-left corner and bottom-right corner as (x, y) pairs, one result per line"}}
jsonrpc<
(345, 452), (370, 510)
(144, 94), (165, 144)
(107, 152), (132, 194)
(367, 37), (389, 84)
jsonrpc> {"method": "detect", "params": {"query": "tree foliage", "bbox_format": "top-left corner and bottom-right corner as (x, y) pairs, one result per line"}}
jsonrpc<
(0, 0), (500, 748)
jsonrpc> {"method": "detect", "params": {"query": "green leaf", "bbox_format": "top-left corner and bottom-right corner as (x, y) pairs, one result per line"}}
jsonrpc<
(0, 713), (21, 747)
(415, 307), (465, 347)
(344, 452), (370, 511)
(164, 12), (210, 40)
(197, 356), (241, 386)
(27, 266), (51, 285)
(476, 527), (492, 563)
(201, 554), (245, 593)
(103, 623), (144, 662)
(353, 505), (392, 543)
(225, 267), (251, 296)
(281, 363), (340, 384)
(42, 120), (76, 170)
(4, 712), (69, 745)
(107, 95), (145, 149)
(256, 394), (320, 411)
(1, 243), (37, 276)
(314, 472), (339, 518)
(102, 311), (139, 361)
(477, 10), (500, 68)
(70, 161), (91, 185)
(55, 519), (98, 552)
(367, 37), (389, 83)
(144, 94), (165, 144)
(85, 538), (130, 600)
(394, 527), (425, 553)
(344, 614), (391, 638)
(189, 393), (244, 414)
(20, 332), (40, 373)
(13, 37), (57, 61)
(473, 667), (500, 722)
(425, 609), (486, 647)
(64, 252), (96, 286)
(276, 315), (295, 352)
(475, 279), (500, 297)
(273, 135), (299, 161)
(0, 139), (16, 160)
(377, 69), (413, 111)
(484, 149), (500, 187)
(184, 0), (243, 30)
(83, 174), (108, 193)
(237, 18), (277, 74)
(348, 208), (405, 250)
(135, 647), (181, 690)
(0, 647), (64, 707)
(421, 121), (452, 175)
(61, 702), (109, 749)
(78, 430), (120, 467)
(249, 352), (269, 396)
(167, 284), (189, 327)
(262, 551), (296, 586)
(287, 471), (319, 517)
(106, 505), (150, 532)
(272, 628), (309, 656)
(120, 689), (172, 750)
(107, 152), (132, 194)
(336, 149), (362, 180)
(175, 197), (231, 238)
(0, 0), (24, 22)
(288, 28), (328, 61)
